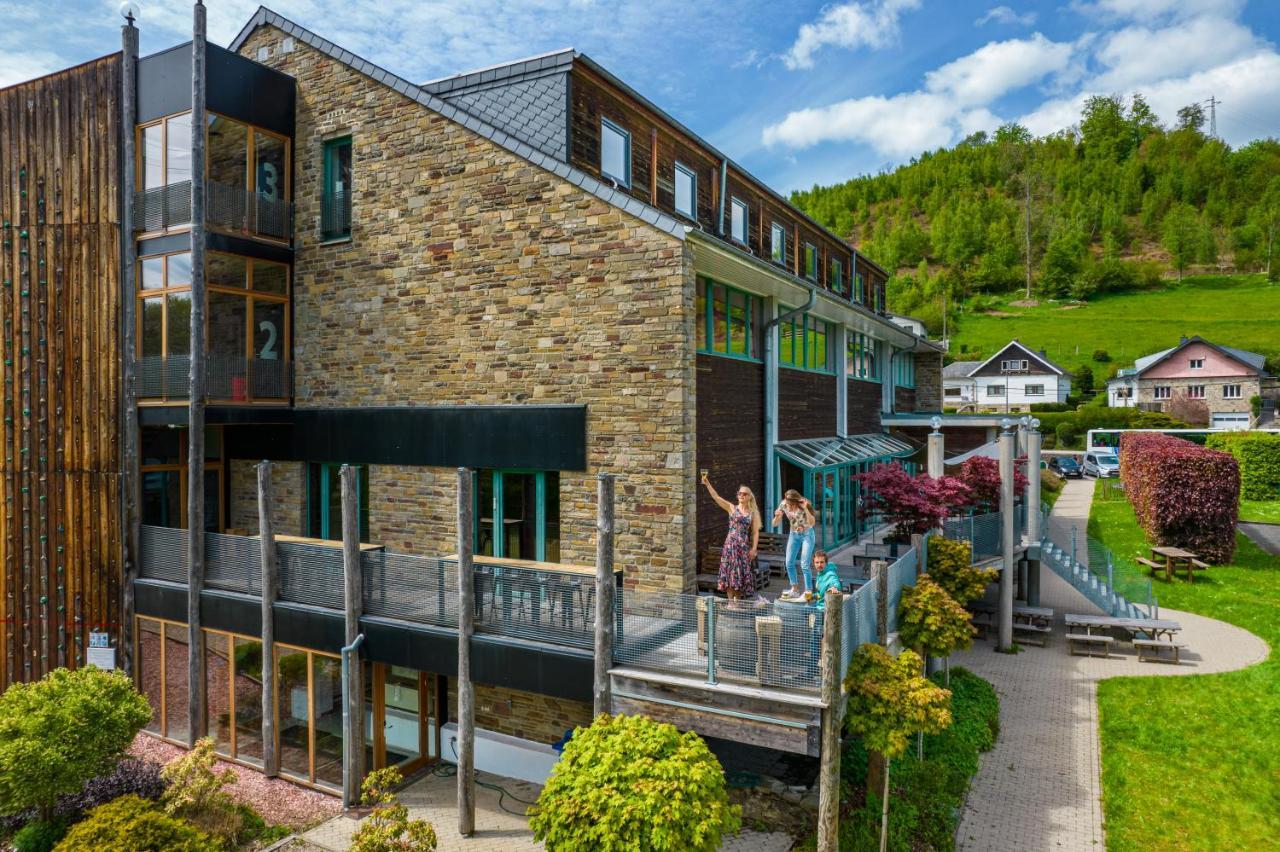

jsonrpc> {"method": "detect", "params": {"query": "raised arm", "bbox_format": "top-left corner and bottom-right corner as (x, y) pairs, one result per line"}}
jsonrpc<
(702, 476), (734, 514)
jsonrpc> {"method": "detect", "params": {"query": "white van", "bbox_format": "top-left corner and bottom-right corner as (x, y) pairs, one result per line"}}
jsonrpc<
(1083, 451), (1120, 478)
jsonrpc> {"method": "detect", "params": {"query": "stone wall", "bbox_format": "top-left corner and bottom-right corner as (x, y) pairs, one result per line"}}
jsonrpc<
(227, 460), (306, 535)
(1135, 377), (1260, 414)
(914, 350), (943, 411)
(446, 680), (593, 746)
(238, 26), (697, 591)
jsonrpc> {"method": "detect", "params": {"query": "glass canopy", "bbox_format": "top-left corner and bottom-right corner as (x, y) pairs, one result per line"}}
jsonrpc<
(775, 433), (916, 470)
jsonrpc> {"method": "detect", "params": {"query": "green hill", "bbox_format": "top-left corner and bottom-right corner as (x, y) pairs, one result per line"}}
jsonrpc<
(790, 94), (1280, 340)
(946, 274), (1280, 373)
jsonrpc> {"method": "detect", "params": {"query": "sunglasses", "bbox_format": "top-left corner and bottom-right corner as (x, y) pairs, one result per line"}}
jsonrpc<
(737, 492), (751, 497)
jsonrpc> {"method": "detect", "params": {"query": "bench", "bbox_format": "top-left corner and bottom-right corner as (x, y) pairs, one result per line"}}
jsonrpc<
(1013, 622), (1051, 646)
(1190, 558), (1210, 571)
(1134, 638), (1186, 664)
(1067, 633), (1114, 658)
(1135, 556), (1163, 570)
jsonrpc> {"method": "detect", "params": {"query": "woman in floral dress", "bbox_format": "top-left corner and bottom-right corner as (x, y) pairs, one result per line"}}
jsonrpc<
(702, 475), (760, 600)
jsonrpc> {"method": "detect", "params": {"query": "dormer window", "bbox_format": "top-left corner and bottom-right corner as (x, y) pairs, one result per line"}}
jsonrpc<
(600, 118), (630, 188)
(730, 197), (749, 244)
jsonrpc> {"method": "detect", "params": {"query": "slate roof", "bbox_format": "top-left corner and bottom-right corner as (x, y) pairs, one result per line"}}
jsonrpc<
(1129, 337), (1266, 376)
(943, 361), (981, 379)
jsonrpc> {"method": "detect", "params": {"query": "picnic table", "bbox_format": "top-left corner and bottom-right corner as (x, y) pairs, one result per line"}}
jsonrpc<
(968, 603), (1054, 644)
(1064, 614), (1182, 642)
(1138, 546), (1203, 582)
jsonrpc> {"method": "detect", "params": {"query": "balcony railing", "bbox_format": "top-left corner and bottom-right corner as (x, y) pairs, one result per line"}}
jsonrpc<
(136, 355), (291, 402)
(133, 180), (292, 240)
(320, 190), (350, 241)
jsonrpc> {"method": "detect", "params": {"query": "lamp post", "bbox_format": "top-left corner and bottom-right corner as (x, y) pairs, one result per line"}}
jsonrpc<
(927, 415), (944, 479)
(998, 418), (1016, 651)
(1025, 418), (1043, 606)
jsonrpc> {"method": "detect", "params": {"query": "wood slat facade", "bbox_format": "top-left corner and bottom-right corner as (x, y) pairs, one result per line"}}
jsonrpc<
(0, 55), (123, 685)
(694, 354), (764, 559)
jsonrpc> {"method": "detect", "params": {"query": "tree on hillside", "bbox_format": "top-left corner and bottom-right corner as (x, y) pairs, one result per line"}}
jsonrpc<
(1162, 203), (1199, 280)
(1260, 177), (1280, 280)
(1040, 229), (1083, 298)
(1177, 102), (1206, 133)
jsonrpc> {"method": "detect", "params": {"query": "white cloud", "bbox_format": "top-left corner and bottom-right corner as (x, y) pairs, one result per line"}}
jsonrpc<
(0, 48), (70, 89)
(1076, 0), (1246, 22)
(925, 33), (1074, 106)
(976, 6), (1037, 27)
(1091, 15), (1265, 91)
(782, 0), (921, 70)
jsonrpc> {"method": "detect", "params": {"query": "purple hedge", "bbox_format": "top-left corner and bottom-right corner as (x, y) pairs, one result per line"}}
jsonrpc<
(1120, 432), (1240, 563)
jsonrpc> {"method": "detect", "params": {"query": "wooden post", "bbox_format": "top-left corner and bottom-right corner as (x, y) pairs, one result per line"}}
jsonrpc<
(456, 468), (475, 836)
(257, 462), (278, 777)
(998, 426), (1016, 651)
(340, 465), (363, 808)
(816, 589), (843, 852)
(593, 473), (615, 717)
(872, 560), (888, 644)
(118, 12), (140, 678)
(186, 0), (208, 749)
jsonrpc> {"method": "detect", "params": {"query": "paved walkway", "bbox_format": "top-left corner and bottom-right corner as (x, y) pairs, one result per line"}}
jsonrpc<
(1239, 521), (1280, 555)
(294, 767), (793, 851)
(953, 478), (1270, 851)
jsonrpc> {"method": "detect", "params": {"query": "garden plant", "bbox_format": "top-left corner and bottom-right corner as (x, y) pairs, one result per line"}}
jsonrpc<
(350, 767), (437, 852)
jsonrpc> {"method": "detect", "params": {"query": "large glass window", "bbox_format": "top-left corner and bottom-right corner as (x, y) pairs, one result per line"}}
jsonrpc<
(674, 162), (696, 219)
(276, 646), (312, 781)
(137, 251), (192, 401)
(140, 426), (222, 531)
(846, 332), (880, 382)
(322, 136), (352, 240)
(307, 463), (370, 542)
(164, 622), (191, 745)
(475, 470), (560, 562)
(199, 253), (290, 403)
(600, 119), (630, 187)
(698, 279), (761, 360)
(233, 637), (265, 765)
(207, 115), (247, 189)
(275, 646), (343, 790)
(137, 617), (164, 735)
(779, 310), (834, 373)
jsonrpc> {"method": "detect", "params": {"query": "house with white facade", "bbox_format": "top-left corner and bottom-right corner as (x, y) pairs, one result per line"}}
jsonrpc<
(943, 340), (1070, 412)
(1107, 337), (1268, 429)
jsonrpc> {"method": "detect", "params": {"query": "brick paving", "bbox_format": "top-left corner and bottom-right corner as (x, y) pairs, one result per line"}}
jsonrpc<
(953, 478), (1270, 851)
(295, 767), (793, 851)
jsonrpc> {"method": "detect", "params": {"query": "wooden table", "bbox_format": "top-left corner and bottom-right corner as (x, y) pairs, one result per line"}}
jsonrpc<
(1150, 546), (1198, 582)
(1065, 613), (1182, 642)
(442, 554), (619, 632)
(256, 533), (385, 552)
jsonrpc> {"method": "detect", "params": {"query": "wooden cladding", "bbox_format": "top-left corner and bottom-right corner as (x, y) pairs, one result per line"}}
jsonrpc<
(0, 55), (124, 685)
(569, 65), (861, 299)
(695, 354), (764, 560)
(778, 370), (838, 442)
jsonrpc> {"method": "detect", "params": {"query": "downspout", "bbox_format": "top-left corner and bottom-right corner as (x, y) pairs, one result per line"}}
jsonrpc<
(764, 287), (817, 526)
(716, 159), (728, 236)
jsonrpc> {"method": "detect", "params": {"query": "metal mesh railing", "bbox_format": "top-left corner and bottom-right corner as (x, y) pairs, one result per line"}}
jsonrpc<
(206, 180), (292, 240)
(470, 563), (598, 650)
(133, 181), (193, 232)
(140, 525), (188, 583)
(615, 591), (826, 692)
(277, 542), (345, 610)
(1040, 513), (1154, 618)
(136, 356), (290, 401)
(840, 581), (877, 675)
(942, 507), (1025, 561)
(205, 531), (262, 596)
(320, 191), (350, 240)
(362, 551), (457, 627)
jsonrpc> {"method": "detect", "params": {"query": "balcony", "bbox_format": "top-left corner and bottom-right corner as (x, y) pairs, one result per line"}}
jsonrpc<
(133, 180), (293, 241)
(320, 190), (350, 241)
(137, 355), (291, 403)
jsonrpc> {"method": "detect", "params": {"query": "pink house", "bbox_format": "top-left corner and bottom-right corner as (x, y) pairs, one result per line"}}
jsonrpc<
(1106, 337), (1267, 428)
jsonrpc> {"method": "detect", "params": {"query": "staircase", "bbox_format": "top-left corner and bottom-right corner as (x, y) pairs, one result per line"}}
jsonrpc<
(1037, 536), (1150, 619)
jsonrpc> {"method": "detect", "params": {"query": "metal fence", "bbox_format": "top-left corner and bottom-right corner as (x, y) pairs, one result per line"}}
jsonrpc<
(136, 355), (291, 401)
(205, 531), (261, 596)
(278, 541), (345, 610)
(140, 525), (187, 584)
(133, 180), (292, 239)
(133, 181), (192, 232)
(942, 505), (1026, 561)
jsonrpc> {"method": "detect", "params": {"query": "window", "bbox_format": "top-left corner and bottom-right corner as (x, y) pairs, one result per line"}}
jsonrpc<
(140, 426), (222, 531)
(730, 197), (749, 244)
(134, 617), (191, 743)
(322, 136), (352, 240)
(1188, 385), (1206, 399)
(770, 222), (787, 264)
(1025, 384), (1045, 396)
(475, 470), (560, 562)
(201, 114), (291, 240)
(945, 387), (962, 397)
(846, 332), (879, 382)
(307, 463), (370, 542)
(804, 244), (818, 281)
(1223, 384), (1242, 399)
(987, 385), (1006, 397)
(1189, 358), (1204, 369)
(1154, 386), (1171, 399)
(674, 162), (696, 218)
(1001, 359), (1030, 372)
(203, 629), (265, 766)
(204, 253), (290, 402)
(697, 279), (761, 359)
(894, 351), (916, 388)
(831, 258), (844, 294)
(600, 118), (630, 187)
(853, 272), (864, 303)
(780, 310), (833, 372)
(275, 644), (344, 789)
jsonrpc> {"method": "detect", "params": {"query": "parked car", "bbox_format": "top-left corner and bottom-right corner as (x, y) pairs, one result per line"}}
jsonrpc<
(1082, 451), (1120, 478)
(1048, 456), (1082, 478)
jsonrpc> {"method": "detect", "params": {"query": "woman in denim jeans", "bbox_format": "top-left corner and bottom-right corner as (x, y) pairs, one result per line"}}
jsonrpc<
(773, 489), (816, 599)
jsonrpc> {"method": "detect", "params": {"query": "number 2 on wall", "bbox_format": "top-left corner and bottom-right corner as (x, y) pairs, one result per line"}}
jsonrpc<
(259, 320), (278, 360)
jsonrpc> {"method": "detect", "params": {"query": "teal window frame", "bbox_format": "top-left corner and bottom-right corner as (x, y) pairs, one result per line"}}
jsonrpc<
(730, 197), (749, 244)
(698, 278), (760, 361)
(779, 308), (834, 374)
(804, 244), (818, 281)
(674, 161), (696, 219)
(770, 222), (786, 265)
(854, 272), (864, 303)
(831, 258), (844, 294)
(321, 136), (352, 240)
(600, 118), (631, 188)
(306, 463), (369, 542)
(893, 350), (916, 389)
(473, 469), (559, 562)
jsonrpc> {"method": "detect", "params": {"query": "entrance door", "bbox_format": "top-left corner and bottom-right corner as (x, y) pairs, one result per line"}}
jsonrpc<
(366, 664), (438, 775)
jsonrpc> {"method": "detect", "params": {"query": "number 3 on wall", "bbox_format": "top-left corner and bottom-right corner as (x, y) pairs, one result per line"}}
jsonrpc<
(259, 320), (278, 360)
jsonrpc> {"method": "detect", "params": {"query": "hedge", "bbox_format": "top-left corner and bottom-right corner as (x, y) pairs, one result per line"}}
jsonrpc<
(1206, 432), (1280, 501)
(1120, 432), (1240, 563)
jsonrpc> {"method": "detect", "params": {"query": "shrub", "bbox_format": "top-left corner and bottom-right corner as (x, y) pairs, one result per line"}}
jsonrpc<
(856, 463), (972, 539)
(926, 538), (997, 605)
(160, 738), (242, 846)
(1092, 349), (1111, 362)
(897, 577), (975, 660)
(53, 795), (217, 852)
(1029, 402), (1070, 413)
(0, 668), (151, 820)
(955, 456), (1027, 510)
(12, 819), (67, 852)
(0, 758), (166, 835)
(350, 768), (437, 852)
(844, 646), (951, 760)
(530, 714), (740, 851)
(1206, 432), (1280, 500)
(1250, 395), (1264, 417)
(1121, 432), (1240, 562)
(1056, 422), (1078, 448)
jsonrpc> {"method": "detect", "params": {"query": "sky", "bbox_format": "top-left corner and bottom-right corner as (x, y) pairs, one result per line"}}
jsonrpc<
(2, 0), (1278, 193)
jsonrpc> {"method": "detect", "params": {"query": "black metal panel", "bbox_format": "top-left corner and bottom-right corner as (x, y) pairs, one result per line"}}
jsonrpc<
(274, 602), (346, 654)
(139, 232), (191, 257)
(207, 231), (293, 264)
(139, 405), (295, 427)
(207, 44), (295, 138)
(225, 406), (588, 471)
(135, 579), (187, 621)
(202, 590), (262, 636)
(138, 43), (192, 123)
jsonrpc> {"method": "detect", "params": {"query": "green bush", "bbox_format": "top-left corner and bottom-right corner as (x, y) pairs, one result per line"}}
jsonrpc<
(926, 538), (996, 605)
(0, 668), (151, 820)
(1250, 395), (1264, 417)
(160, 738), (242, 846)
(53, 795), (217, 852)
(1206, 432), (1280, 500)
(1055, 422), (1079, 448)
(351, 768), (437, 852)
(1029, 402), (1071, 413)
(530, 714), (740, 851)
(12, 819), (67, 852)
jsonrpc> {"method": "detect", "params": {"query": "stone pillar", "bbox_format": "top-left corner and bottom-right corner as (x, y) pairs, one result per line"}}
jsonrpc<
(1025, 423), (1043, 606)
(998, 424), (1016, 651)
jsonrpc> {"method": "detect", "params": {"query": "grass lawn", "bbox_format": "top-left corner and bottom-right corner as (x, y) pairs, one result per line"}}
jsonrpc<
(950, 274), (1280, 366)
(1239, 499), (1280, 524)
(1088, 496), (1280, 851)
